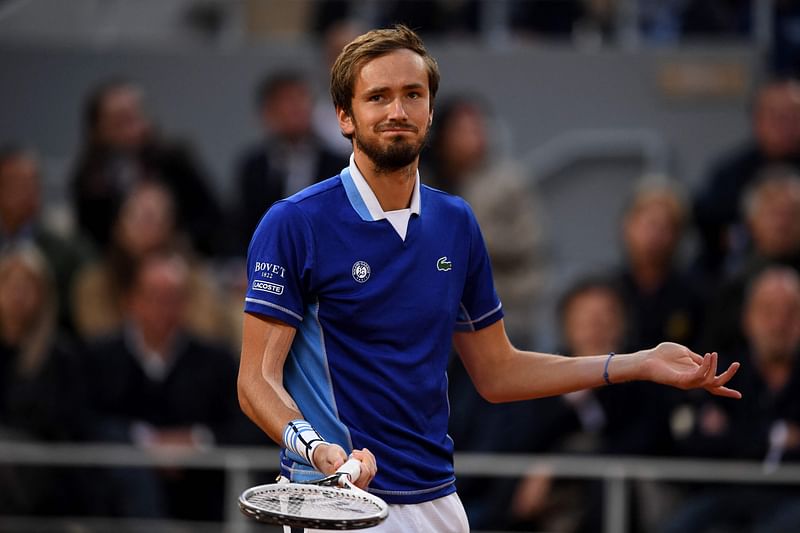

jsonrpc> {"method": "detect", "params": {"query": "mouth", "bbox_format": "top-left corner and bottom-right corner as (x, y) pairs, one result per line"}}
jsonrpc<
(376, 124), (418, 134)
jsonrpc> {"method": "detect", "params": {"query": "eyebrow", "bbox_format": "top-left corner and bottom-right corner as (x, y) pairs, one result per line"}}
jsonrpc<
(363, 83), (427, 96)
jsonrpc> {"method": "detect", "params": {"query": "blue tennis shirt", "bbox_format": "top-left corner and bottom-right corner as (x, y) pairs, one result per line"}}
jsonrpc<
(244, 158), (503, 504)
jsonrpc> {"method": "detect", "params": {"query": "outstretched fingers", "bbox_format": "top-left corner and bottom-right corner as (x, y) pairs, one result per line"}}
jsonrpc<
(704, 352), (718, 380)
(689, 352), (714, 385)
(705, 362), (742, 399)
(708, 385), (742, 399)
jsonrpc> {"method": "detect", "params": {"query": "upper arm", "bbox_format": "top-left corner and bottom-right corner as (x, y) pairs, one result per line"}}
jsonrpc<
(452, 320), (515, 401)
(239, 312), (296, 389)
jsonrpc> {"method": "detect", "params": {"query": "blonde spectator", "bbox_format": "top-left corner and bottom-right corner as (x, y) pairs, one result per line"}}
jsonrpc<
(71, 181), (234, 347)
(0, 146), (93, 332)
(0, 245), (86, 514)
(614, 179), (705, 350)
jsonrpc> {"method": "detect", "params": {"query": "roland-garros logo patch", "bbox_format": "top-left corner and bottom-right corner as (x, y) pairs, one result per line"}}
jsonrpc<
(252, 280), (284, 295)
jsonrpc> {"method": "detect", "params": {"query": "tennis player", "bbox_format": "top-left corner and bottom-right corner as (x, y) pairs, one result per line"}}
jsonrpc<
(238, 25), (741, 533)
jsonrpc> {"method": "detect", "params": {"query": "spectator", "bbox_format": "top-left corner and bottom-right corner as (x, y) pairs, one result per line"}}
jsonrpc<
(423, 96), (545, 347)
(665, 266), (800, 533)
(614, 179), (705, 350)
(508, 277), (674, 533)
(83, 251), (261, 520)
(693, 77), (800, 280)
(234, 70), (346, 253)
(71, 181), (232, 346)
(313, 19), (366, 158)
(0, 146), (93, 332)
(70, 79), (222, 255)
(433, 96), (547, 526)
(701, 167), (800, 356)
(0, 245), (86, 514)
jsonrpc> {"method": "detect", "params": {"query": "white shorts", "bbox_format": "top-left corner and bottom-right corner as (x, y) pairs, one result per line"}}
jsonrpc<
(302, 491), (469, 533)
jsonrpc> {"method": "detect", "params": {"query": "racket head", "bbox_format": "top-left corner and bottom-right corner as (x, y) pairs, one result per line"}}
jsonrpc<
(239, 478), (389, 530)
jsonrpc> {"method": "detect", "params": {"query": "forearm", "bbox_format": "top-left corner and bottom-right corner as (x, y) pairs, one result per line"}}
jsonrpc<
(238, 370), (302, 445)
(237, 313), (302, 445)
(479, 348), (642, 403)
(457, 322), (741, 402)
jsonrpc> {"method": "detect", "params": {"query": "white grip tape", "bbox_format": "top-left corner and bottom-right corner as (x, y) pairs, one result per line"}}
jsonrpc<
(336, 457), (362, 483)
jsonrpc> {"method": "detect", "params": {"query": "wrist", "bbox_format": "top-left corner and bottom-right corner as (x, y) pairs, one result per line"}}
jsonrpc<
(602, 351), (644, 384)
(283, 419), (327, 470)
(602, 352), (616, 385)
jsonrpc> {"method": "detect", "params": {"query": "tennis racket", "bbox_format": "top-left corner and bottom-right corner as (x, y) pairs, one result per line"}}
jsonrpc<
(239, 457), (389, 530)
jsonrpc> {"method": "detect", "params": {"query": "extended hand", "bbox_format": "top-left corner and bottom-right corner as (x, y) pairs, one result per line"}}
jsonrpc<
(642, 342), (741, 398)
(312, 443), (378, 490)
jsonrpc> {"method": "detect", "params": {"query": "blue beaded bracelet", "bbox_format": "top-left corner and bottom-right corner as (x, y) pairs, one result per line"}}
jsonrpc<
(603, 352), (616, 385)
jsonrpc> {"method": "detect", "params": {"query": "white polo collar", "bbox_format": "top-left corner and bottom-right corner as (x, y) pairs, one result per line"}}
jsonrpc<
(347, 153), (421, 221)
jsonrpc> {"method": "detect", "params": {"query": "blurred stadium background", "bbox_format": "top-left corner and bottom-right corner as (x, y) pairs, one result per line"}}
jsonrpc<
(1, 1), (799, 532)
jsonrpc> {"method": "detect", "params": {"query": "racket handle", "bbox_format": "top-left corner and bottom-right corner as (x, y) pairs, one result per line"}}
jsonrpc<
(336, 457), (362, 483)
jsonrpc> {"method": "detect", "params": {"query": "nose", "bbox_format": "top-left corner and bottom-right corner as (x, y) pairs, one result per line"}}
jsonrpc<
(388, 98), (408, 121)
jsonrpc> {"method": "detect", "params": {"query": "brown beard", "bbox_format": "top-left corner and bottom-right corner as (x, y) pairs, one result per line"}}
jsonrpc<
(353, 121), (429, 173)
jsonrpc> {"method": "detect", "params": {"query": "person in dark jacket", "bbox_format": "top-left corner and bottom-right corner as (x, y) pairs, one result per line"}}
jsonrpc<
(614, 180), (705, 350)
(71, 79), (223, 256)
(0, 245), (87, 515)
(665, 266), (800, 533)
(233, 70), (346, 253)
(693, 77), (800, 281)
(84, 250), (263, 520)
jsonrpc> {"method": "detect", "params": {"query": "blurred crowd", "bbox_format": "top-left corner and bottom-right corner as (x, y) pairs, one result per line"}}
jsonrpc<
(2, 3), (800, 531)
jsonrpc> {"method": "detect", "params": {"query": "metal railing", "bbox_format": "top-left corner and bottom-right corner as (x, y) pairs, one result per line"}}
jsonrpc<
(1, 441), (799, 533)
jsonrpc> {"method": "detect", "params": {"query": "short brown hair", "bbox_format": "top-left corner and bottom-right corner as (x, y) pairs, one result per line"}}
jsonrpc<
(330, 25), (440, 119)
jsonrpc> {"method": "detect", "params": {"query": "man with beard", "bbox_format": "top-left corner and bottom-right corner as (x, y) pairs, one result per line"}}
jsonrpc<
(237, 25), (741, 532)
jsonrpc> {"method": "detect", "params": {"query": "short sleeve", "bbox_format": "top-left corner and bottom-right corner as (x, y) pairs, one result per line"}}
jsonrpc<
(455, 203), (504, 332)
(244, 201), (313, 328)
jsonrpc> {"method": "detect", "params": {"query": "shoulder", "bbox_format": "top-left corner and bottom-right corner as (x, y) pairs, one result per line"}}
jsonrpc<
(277, 175), (347, 221)
(85, 333), (128, 363)
(238, 144), (267, 167)
(251, 176), (344, 236)
(707, 142), (762, 179)
(181, 336), (236, 366)
(422, 184), (471, 211)
(284, 175), (344, 206)
(422, 184), (480, 227)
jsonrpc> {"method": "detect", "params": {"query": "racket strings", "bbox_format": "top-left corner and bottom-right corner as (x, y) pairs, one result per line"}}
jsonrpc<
(245, 485), (383, 519)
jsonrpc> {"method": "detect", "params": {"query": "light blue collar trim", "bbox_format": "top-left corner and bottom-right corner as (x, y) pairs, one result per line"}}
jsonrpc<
(340, 166), (373, 221)
(343, 153), (421, 222)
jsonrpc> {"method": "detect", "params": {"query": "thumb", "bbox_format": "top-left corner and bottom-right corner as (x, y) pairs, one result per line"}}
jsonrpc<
(312, 443), (348, 474)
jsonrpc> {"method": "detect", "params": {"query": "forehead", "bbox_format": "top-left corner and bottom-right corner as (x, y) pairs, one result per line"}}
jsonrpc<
(751, 275), (800, 304)
(568, 287), (620, 313)
(0, 155), (37, 177)
(759, 84), (800, 110)
(755, 182), (800, 206)
(354, 49), (429, 92)
(101, 87), (141, 113)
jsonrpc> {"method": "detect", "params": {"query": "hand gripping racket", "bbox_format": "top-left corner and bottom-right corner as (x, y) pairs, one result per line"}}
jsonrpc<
(239, 457), (389, 530)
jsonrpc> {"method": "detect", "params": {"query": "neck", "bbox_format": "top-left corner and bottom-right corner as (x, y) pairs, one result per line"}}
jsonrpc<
(758, 358), (792, 392)
(353, 149), (417, 212)
(629, 258), (668, 292)
(0, 214), (27, 237)
(137, 326), (175, 358)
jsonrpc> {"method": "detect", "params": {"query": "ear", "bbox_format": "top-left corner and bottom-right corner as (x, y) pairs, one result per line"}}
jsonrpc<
(337, 107), (355, 137)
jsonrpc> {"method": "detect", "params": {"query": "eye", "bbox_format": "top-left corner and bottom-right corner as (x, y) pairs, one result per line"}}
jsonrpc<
(368, 94), (383, 102)
(408, 92), (420, 99)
